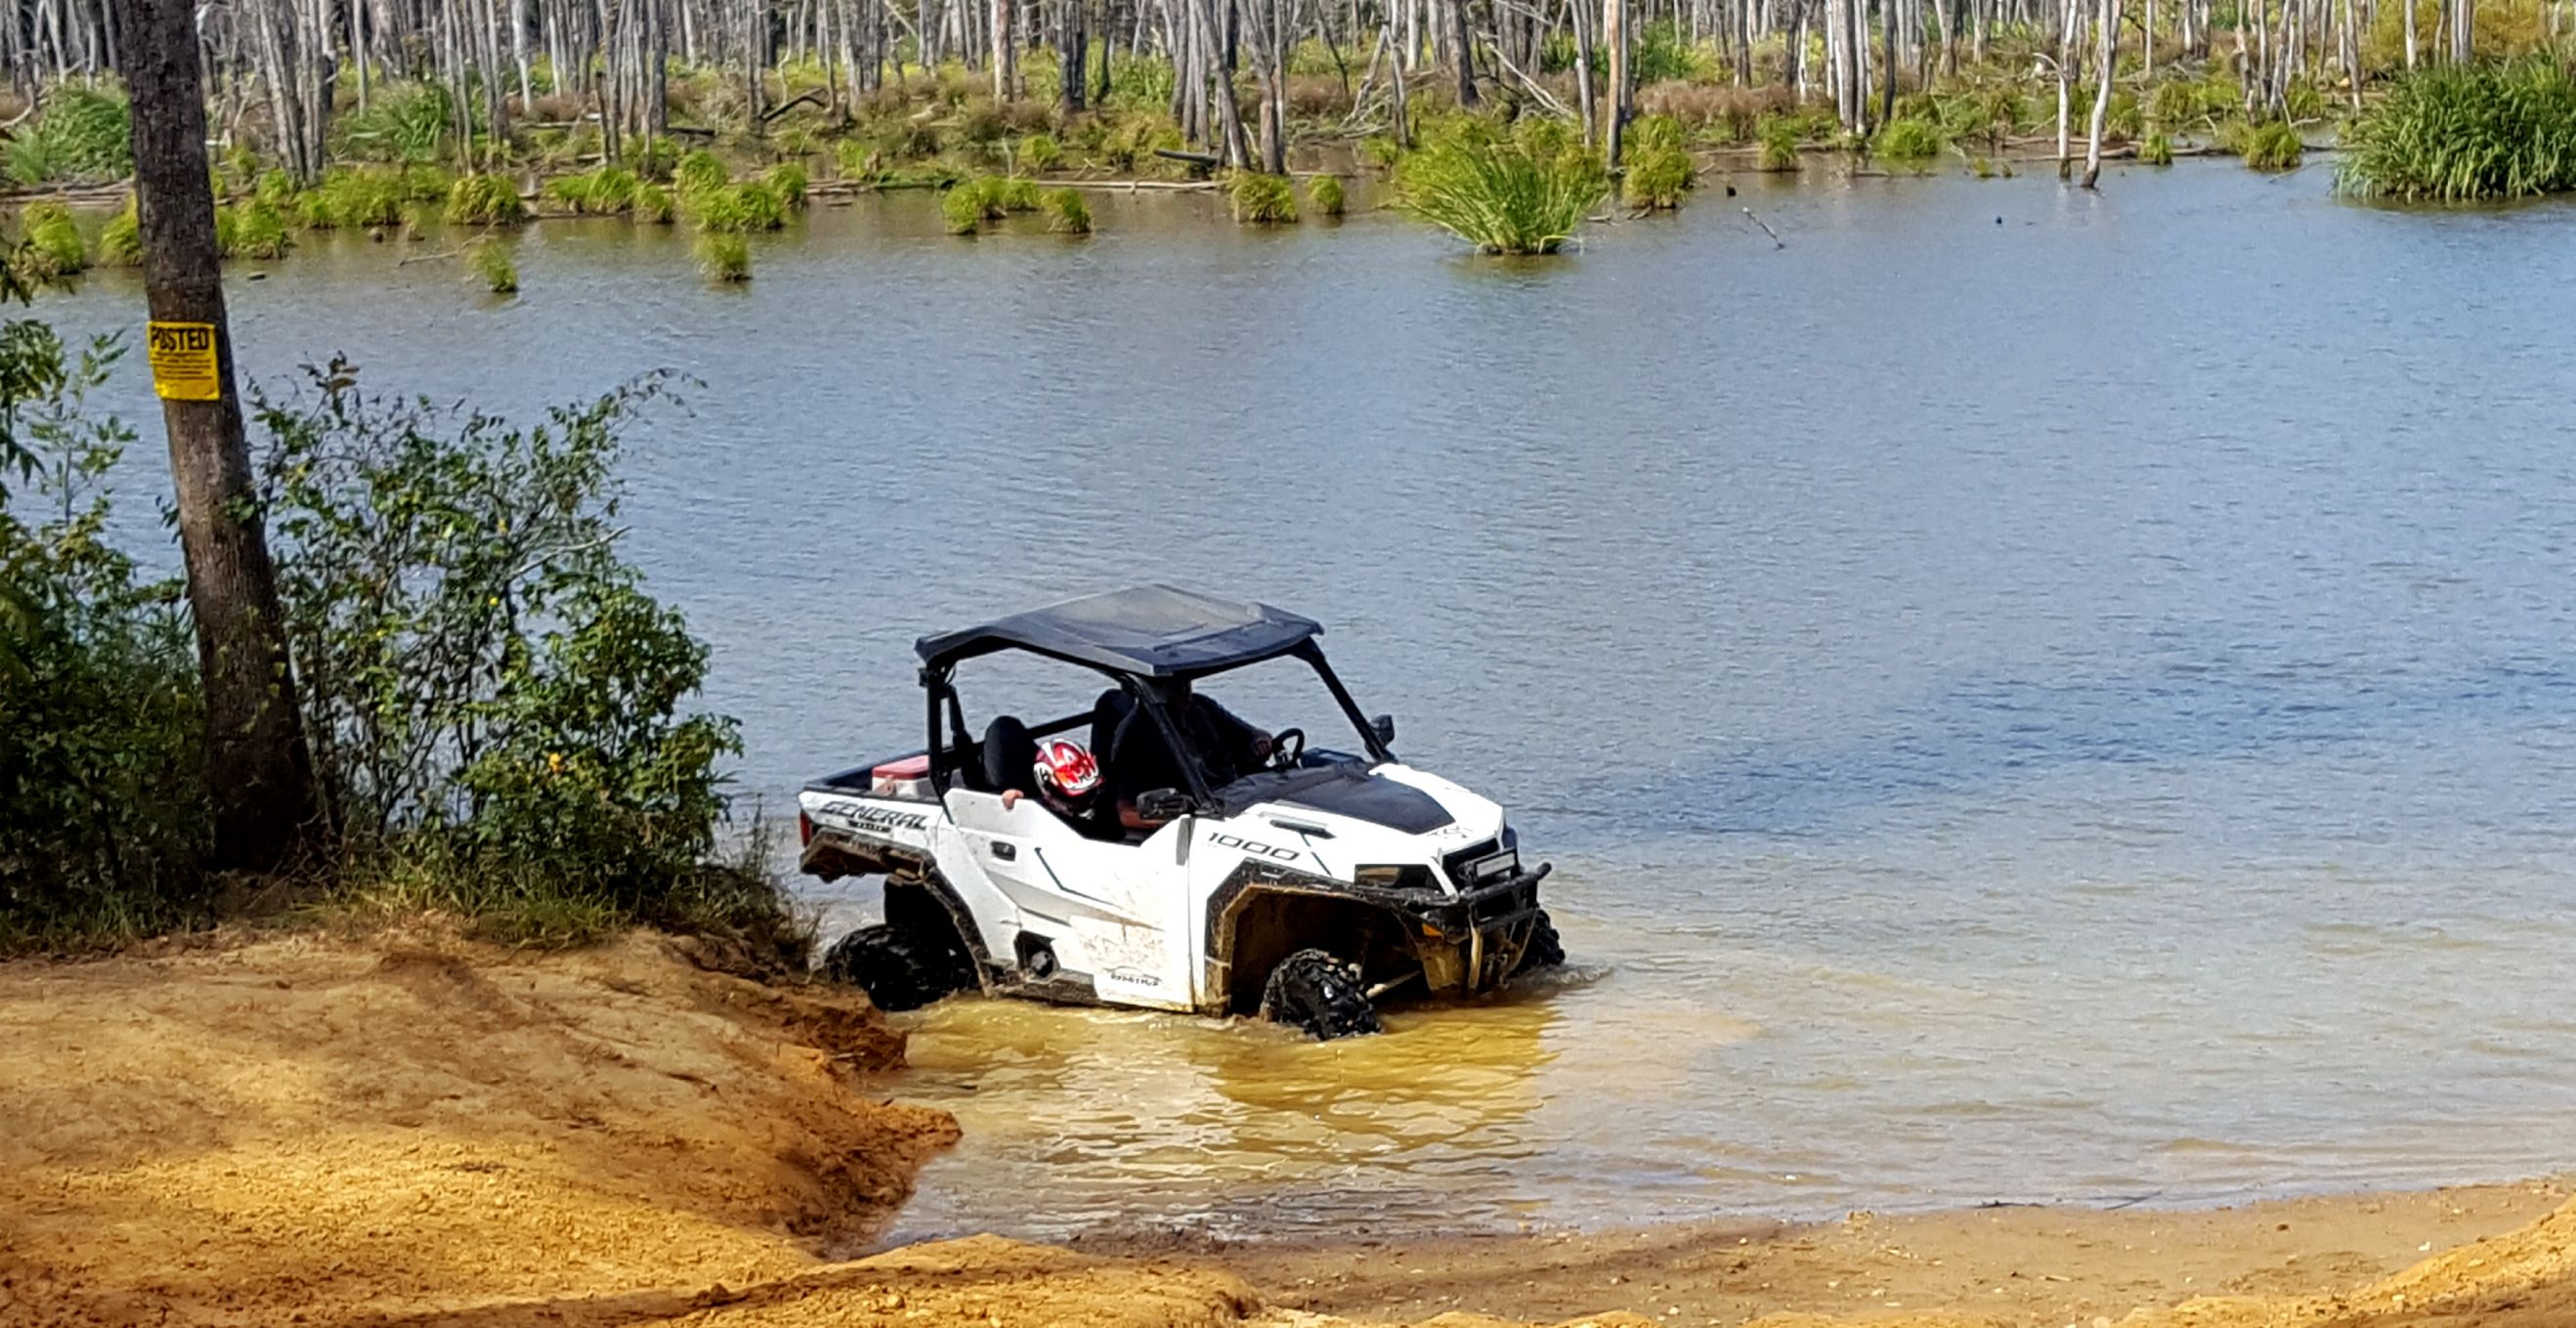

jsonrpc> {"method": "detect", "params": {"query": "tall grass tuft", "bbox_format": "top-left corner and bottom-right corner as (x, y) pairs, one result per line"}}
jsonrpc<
(303, 168), (411, 229)
(943, 182), (992, 235)
(1395, 120), (1607, 255)
(1621, 113), (1696, 208)
(2233, 119), (2306, 170)
(99, 196), (145, 266)
(1757, 115), (1802, 171)
(4, 87), (132, 186)
(1042, 186), (1093, 233)
(471, 237), (519, 293)
(673, 149), (730, 193)
(2140, 132), (2176, 166)
(548, 165), (641, 214)
(1020, 132), (1064, 171)
(634, 182), (677, 224)
(765, 161), (810, 209)
(445, 173), (528, 226)
(2338, 58), (2576, 200)
(1228, 170), (1299, 224)
(685, 181), (787, 232)
(221, 201), (293, 259)
(1306, 173), (1347, 217)
(696, 232), (751, 280)
(1873, 116), (1945, 166)
(16, 202), (87, 278)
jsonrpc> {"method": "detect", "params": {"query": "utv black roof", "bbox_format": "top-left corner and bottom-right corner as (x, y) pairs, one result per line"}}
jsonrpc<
(915, 585), (1323, 678)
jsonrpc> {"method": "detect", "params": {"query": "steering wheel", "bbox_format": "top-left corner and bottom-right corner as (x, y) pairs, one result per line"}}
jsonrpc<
(1267, 728), (1307, 771)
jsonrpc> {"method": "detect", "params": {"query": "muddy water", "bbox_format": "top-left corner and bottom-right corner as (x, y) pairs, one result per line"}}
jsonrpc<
(47, 160), (2576, 1241)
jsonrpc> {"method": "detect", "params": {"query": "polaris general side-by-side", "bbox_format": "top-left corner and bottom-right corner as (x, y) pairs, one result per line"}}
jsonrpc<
(796, 585), (1562, 1038)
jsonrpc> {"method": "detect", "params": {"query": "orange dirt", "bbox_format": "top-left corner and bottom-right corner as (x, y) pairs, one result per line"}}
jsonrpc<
(4, 932), (2573, 1328)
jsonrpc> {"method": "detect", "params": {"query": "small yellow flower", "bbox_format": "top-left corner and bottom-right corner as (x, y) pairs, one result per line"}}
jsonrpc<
(545, 750), (565, 775)
(488, 595), (500, 608)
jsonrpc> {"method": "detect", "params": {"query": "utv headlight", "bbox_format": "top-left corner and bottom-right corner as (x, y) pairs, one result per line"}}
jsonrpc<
(1353, 865), (1437, 892)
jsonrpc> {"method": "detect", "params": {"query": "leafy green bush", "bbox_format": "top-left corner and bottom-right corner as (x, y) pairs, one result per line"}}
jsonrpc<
(446, 173), (527, 226)
(1630, 20), (1716, 84)
(1395, 119), (1607, 255)
(1306, 173), (1347, 217)
(2338, 58), (2576, 200)
(250, 363), (782, 948)
(4, 88), (133, 187)
(2140, 131), (2175, 165)
(1042, 186), (1093, 233)
(1228, 171), (1299, 224)
(0, 324), (210, 953)
(697, 232), (752, 280)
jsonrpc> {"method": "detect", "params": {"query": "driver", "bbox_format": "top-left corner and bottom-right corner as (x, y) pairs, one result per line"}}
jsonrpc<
(1111, 677), (1272, 828)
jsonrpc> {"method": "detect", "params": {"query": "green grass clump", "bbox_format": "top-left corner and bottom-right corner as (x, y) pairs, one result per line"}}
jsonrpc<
(685, 181), (787, 232)
(472, 238), (519, 293)
(1306, 173), (1347, 217)
(4, 87), (133, 186)
(633, 183), (676, 224)
(765, 161), (809, 209)
(673, 149), (730, 193)
(991, 176), (1042, 212)
(2236, 119), (2305, 171)
(2140, 132), (2175, 166)
(98, 196), (144, 266)
(1621, 114), (1696, 208)
(548, 165), (642, 214)
(942, 182), (992, 235)
(1019, 132), (1063, 170)
(697, 232), (751, 280)
(2338, 58), (2576, 200)
(15, 201), (86, 278)
(445, 173), (527, 226)
(303, 168), (410, 229)
(1360, 135), (1404, 171)
(335, 82), (452, 163)
(1873, 116), (1944, 165)
(1042, 187), (1093, 234)
(220, 201), (293, 259)
(1757, 115), (1802, 171)
(1395, 120), (1607, 255)
(1228, 171), (1299, 224)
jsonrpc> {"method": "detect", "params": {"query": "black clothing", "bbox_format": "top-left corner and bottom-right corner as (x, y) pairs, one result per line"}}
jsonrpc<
(1109, 694), (1264, 802)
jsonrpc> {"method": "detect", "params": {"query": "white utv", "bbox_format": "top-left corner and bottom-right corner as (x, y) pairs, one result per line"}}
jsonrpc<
(795, 585), (1562, 1039)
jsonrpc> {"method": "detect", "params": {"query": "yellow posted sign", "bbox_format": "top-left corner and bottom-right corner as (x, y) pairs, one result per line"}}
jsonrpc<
(146, 321), (222, 401)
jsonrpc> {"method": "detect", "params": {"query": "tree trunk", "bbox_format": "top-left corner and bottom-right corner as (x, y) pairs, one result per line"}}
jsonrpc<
(2053, 0), (2072, 177)
(111, 0), (319, 875)
(1446, 0), (1477, 103)
(2080, 0), (2112, 186)
(1604, 0), (1627, 164)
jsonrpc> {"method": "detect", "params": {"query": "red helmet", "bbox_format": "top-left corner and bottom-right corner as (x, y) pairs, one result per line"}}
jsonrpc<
(1033, 738), (1100, 799)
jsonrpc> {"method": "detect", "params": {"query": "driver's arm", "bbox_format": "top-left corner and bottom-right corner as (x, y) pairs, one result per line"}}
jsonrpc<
(1199, 696), (1272, 763)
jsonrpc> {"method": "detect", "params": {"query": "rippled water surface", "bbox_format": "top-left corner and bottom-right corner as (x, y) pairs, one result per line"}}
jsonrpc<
(53, 161), (2576, 1241)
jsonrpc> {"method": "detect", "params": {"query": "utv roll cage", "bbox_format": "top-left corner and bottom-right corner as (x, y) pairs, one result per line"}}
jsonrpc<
(914, 584), (1395, 807)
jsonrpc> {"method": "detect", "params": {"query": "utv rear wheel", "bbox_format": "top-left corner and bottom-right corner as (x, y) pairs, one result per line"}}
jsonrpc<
(1522, 910), (1567, 971)
(823, 922), (971, 1012)
(1260, 949), (1382, 1041)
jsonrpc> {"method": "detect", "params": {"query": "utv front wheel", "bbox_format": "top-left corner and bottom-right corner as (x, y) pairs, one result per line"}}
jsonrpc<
(1522, 910), (1567, 970)
(1260, 949), (1382, 1040)
(823, 922), (970, 1012)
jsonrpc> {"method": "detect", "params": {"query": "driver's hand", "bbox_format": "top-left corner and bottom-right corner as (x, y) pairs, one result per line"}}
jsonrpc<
(1252, 734), (1274, 758)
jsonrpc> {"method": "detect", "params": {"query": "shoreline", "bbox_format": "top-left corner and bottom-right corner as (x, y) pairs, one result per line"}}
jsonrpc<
(4, 930), (2570, 1328)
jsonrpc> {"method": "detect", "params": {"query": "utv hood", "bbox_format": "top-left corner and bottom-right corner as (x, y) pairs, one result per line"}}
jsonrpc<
(1273, 767), (1455, 835)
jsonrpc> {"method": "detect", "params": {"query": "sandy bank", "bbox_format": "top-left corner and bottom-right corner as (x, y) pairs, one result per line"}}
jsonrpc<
(3, 933), (2571, 1328)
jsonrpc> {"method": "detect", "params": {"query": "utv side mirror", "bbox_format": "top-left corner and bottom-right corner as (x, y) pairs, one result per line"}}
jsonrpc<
(1369, 713), (1396, 747)
(1137, 788), (1195, 822)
